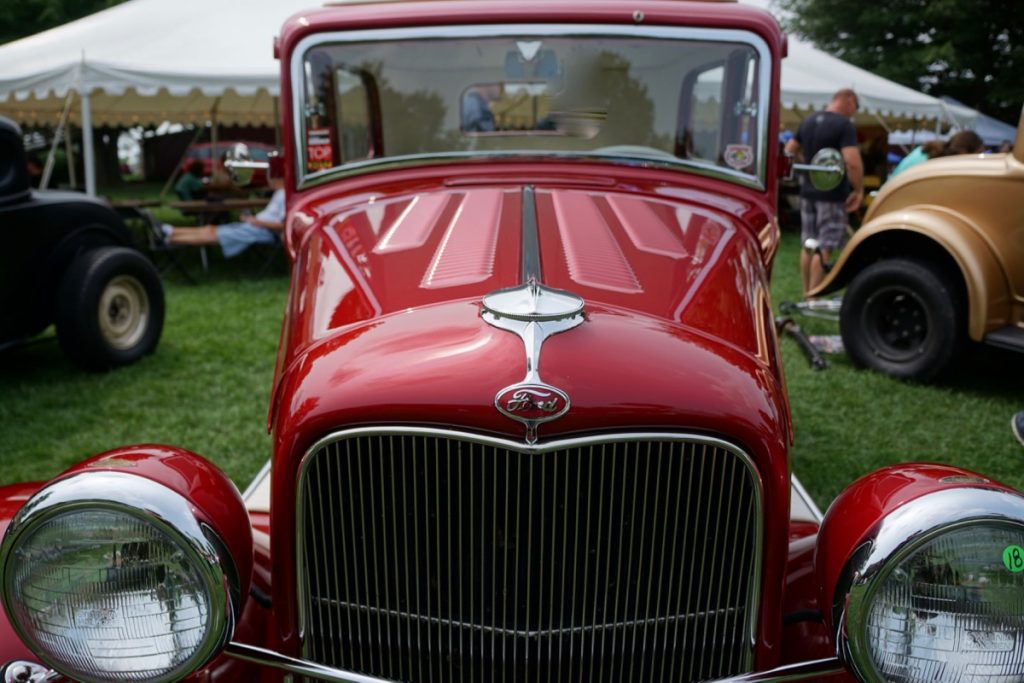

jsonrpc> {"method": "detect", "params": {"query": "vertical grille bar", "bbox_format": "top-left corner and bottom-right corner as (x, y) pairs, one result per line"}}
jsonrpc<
(299, 431), (762, 683)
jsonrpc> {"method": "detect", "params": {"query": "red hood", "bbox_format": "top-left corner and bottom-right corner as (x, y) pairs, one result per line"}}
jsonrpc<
(283, 180), (771, 360)
(270, 171), (786, 457)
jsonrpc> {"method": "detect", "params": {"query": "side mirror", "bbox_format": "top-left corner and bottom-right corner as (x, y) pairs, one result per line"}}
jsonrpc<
(788, 147), (847, 191)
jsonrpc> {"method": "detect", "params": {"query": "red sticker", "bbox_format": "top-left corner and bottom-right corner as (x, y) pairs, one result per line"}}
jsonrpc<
(306, 128), (334, 172)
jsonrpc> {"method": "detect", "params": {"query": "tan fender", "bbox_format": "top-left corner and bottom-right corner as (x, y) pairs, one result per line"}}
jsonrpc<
(811, 206), (1011, 341)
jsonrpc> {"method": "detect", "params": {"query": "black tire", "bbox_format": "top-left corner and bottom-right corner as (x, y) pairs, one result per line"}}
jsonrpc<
(55, 246), (165, 371)
(840, 258), (964, 381)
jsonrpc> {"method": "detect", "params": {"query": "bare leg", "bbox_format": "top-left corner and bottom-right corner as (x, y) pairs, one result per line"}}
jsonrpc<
(800, 249), (812, 297)
(806, 248), (832, 294)
(168, 225), (218, 246)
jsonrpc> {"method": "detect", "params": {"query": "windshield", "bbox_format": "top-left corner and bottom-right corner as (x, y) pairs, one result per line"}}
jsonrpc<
(293, 25), (770, 187)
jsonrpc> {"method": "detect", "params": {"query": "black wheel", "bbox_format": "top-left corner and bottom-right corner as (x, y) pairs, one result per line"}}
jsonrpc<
(840, 258), (963, 381)
(55, 246), (165, 370)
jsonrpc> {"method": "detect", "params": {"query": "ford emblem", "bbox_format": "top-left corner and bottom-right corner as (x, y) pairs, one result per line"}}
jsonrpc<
(495, 383), (570, 424)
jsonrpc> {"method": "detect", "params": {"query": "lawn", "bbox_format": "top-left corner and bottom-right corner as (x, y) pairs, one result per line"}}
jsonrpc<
(0, 228), (1020, 511)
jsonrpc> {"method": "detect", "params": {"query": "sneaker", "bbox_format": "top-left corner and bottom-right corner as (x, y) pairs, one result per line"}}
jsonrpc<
(1013, 411), (1024, 448)
(157, 223), (174, 246)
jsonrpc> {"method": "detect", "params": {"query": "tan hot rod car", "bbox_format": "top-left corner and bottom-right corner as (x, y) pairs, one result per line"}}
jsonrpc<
(811, 109), (1024, 380)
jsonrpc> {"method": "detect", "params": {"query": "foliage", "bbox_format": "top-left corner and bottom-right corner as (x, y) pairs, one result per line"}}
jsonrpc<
(776, 0), (1024, 124)
(0, 0), (126, 45)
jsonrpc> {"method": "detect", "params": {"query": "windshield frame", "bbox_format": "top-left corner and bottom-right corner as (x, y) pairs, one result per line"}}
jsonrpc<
(290, 23), (773, 192)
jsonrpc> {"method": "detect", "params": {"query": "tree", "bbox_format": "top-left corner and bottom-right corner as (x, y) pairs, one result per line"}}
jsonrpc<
(777, 0), (1024, 125)
(0, 0), (126, 45)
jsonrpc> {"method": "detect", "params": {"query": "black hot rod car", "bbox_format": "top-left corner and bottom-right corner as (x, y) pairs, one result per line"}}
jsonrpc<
(0, 115), (163, 370)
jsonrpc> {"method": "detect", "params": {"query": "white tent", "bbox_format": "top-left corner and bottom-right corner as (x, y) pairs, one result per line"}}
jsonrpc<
(0, 0), (970, 194)
(0, 0), (317, 194)
(780, 38), (962, 126)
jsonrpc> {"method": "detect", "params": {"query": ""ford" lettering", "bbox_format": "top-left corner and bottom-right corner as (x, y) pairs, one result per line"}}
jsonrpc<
(494, 383), (571, 430)
(506, 388), (561, 413)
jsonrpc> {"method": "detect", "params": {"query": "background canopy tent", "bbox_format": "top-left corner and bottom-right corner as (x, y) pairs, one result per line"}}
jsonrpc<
(0, 0), (317, 194)
(940, 96), (1017, 147)
(0, 0), (972, 194)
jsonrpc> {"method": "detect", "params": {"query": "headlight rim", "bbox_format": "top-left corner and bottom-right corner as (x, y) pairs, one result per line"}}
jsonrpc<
(835, 486), (1024, 683)
(0, 471), (237, 683)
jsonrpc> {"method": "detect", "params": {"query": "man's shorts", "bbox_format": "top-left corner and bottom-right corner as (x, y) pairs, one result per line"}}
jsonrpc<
(799, 198), (847, 251)
(216, 223), (278, 258)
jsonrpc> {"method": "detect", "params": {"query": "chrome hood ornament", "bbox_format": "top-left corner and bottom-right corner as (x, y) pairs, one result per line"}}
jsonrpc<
(482, 281), (585, 443)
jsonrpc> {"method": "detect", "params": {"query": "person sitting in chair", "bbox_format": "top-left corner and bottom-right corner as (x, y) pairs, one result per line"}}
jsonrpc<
(162, 175), (284, 258)
(174, 160), (207, 200)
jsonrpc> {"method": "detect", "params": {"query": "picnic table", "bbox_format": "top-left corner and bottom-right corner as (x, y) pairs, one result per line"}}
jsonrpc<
(170, 198), (268, 223)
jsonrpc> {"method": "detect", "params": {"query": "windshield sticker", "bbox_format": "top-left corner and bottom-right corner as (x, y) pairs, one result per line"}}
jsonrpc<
(1003, 545), (1024, 573)
(724, 144), (754, 171)
(306, 128), (334, 172)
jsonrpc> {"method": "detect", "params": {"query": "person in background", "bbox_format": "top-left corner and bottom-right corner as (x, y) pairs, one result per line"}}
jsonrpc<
(461, 84), (501, 132)
(25, 155), (43, 188)
(1014, 411), (1024, 448)
(174, 160), (206, 200)
(161, 175), (284, 258)
(942, 130), (984, 156)
(888, 139), (945, 179)
(784, 88), (864, 297)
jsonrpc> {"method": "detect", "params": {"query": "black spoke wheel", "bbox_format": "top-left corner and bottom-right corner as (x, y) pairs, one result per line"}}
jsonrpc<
(840, 258), (963, 381)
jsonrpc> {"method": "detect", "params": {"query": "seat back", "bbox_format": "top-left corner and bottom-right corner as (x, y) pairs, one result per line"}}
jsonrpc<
(0, 115), (30, 206)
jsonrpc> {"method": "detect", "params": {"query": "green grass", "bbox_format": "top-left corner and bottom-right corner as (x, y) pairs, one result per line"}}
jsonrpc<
(0, 229), (1020, 511)
(0, 258), (288, 490)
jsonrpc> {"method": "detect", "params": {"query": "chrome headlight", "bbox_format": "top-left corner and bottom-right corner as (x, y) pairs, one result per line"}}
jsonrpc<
(839, 488), (1024, 683)
(1, 472), (237, 683)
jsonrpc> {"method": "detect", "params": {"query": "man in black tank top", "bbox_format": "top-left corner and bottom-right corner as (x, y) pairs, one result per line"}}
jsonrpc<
(784, 88), (864, 296)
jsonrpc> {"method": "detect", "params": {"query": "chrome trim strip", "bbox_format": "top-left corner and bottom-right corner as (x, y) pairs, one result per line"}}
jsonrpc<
(225, 642), (397, 683)
(520, 185), (540, 284)
(290, 24), (771, 191)
(296, 152), (767, 193)
(713, 657), (845, 682)
(295, 426), (765, 677)
(835, 486), (1024, 683)
(0, 472), (237, 683)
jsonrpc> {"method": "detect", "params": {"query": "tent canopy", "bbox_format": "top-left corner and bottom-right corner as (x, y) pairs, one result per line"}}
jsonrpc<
(939, 96), (1017, 147)
(0, 0), (315, 129)
(781, 39), (957, 126)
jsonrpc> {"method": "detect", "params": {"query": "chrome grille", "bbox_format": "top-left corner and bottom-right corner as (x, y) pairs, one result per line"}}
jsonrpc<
(297, 429), (762, 683)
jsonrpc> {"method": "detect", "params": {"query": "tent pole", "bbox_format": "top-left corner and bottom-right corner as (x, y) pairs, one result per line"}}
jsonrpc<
(41, 91), (75, 190)
(273, 96), (281, 146)
(81, 88), (97, 196)
(64, 117), (77, 189)
(211, 97), (220, 175)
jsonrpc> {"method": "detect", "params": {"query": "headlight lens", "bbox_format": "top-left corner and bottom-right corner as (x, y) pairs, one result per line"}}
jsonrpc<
(8, 509), (212, 681)
(1, 472), (235, 683)
(861, 524), (1024, 682)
